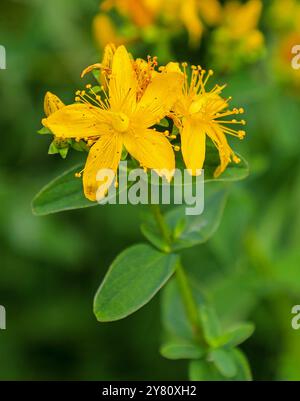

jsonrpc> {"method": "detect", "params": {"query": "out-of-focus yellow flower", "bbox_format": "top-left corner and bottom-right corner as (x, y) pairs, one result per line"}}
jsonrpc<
(42, 46), (183, 201)
(273, 31), (300, 89)
(164, 63), (246, 176)
(95, 0), (221, 49)
(267, 0), (300, 90)
(163, 0), (221, 46)
(101, 0), (160, 27)
(211, 0), (264, 71)
(268, 0), (300, 32)
(93, 14), (126, 50)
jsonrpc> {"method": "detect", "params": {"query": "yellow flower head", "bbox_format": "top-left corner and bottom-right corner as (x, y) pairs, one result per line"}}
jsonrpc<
(166, 63), (246, 177)
(163, 0), (221, 46)
(42, 45), (183, 201)
(211, 0), (264, 71)
(101, 0), (160, 27)
(93, 14), (126, 50)
(268, 0), (300, 32)
(273, 31), (300, 89)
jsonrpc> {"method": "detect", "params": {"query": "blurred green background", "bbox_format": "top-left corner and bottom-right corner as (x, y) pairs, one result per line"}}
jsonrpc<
(0, 0), (300, 380)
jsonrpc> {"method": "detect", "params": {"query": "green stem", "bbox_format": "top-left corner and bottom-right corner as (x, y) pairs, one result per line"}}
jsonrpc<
(176, 260), (206, 347)
(150, 204), (172, 251)
(150, 204), (207, 347)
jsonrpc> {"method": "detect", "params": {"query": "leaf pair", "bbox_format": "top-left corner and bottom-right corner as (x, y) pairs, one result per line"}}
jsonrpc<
(161, 279), (254, 380)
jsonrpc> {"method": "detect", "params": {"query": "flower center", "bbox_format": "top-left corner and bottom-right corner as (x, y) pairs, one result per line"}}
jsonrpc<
(111, 112), (130, 132)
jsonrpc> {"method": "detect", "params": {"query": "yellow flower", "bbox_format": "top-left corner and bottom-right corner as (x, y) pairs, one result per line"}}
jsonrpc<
(99, 0), (221, 47)
(166, 63), (246, 177)
(268, 0), (300, 32)
(42, 46), (183, 201)
(163, 0), (221, 46)
(222, 0), (263, 38)
(44, 92), (65, 117)
(210, 0), (264, 71)
(273, 31), (300, 89)
(101, 0), (160, 27)
(93, 14), (126, 50)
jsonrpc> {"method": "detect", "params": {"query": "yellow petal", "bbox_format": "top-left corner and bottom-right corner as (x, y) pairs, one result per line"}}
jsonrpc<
(42, 104), (112, 139)
(44, 92), (65, 117)
(109, 45), (137, 113)
(134, 71), (184, 127)
(180, 0), (203, 46)
(180, 118), (206, 176)
(206, 125), (233, 177)
(83, 133), (123, 201)
(123, 128), (175, 180)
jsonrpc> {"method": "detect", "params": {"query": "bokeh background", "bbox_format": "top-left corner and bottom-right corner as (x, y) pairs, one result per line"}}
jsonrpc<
(0, 0), (300, 380)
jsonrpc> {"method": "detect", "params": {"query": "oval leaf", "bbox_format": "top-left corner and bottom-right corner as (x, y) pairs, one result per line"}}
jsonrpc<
(189, 360), (225, 381)
(216, 323), (255, 348)
(210, 348), (237, 378)
(166, 185), (228, 251)
(32, 165), (95, 216)
(160, 342), (204, 360)
(230, 348), (252, 381)
(199, 305), (222, 347)
(94, 244), (178, 322)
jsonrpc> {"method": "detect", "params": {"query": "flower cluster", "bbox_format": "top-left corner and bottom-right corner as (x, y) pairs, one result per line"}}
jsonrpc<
(93, 0), (222, 49)
(210, 0), (265, 72)
(41, 44), (246, 201)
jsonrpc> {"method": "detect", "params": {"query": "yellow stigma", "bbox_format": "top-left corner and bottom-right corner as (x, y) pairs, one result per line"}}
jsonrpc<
(111, 112), (130, 132)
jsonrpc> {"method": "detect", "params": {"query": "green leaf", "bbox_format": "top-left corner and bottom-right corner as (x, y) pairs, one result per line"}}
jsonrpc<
(32, 164), (96, 216)
(199, 305), (222, 347)
(59, 147), (69, 159)
(230, 348), (252, 381)
(166, 185), (228, 251)
(216, 323), (255, 348)
(70, 140), (89, 152)
(141, 185), (228, 252)
(189, 360), (225, 381)
(48, 141), (60, 155)
(140, 223), (170, 253)
(210, 348), (237, 378)
(92, 69), (101, 83)
(91, 85), (101, 94)
(38, 127), (51, 135)
(94, 244), (178, 322)
(160, 341), (204, 360)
